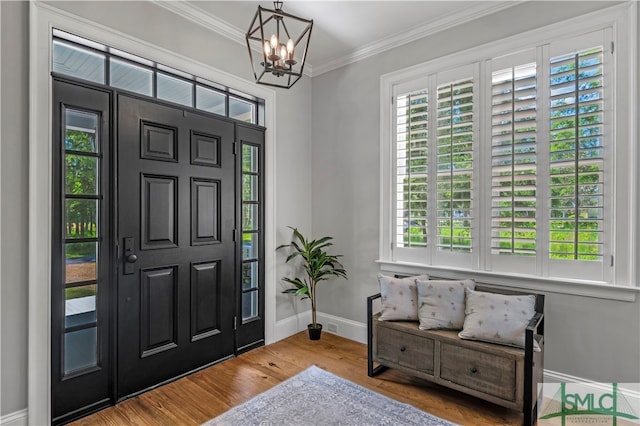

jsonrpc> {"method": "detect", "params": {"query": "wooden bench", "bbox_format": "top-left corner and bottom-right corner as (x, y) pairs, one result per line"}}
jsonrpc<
(367, 284), (545, 426)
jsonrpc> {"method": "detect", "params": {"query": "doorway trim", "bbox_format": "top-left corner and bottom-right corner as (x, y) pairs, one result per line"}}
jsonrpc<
(29, 2), (277, 424)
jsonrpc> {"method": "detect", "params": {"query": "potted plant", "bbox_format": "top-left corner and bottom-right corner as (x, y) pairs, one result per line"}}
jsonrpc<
(278, 227), (348, 340)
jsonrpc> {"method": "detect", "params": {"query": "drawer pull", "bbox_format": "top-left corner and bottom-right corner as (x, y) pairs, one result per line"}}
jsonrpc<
(470, 367), (478, 374)
(400, 346), (407, 352)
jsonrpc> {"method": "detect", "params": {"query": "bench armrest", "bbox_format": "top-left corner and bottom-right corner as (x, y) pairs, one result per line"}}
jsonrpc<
(527, 311), (544, 335)
(367, 293), (386, 377)
(524, 311), (544, 426)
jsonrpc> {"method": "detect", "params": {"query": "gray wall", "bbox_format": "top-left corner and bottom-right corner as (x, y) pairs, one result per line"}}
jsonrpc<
(0, 0), (312, 417)
(311, 1), (640, 383)
(1, 1), (30, 418)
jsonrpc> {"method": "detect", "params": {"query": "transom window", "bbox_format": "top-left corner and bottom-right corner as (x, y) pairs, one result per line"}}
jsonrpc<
(52, 29), (264, 125)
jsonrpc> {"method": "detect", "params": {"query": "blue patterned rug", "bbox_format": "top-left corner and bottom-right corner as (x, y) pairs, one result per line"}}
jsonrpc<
(203, 365), (458, 425)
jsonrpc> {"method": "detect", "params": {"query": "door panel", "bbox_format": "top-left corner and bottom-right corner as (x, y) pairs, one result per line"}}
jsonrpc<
(117, 94), (236, 398)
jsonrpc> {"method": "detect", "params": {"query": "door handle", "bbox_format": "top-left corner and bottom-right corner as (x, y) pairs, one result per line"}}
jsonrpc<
(123, 237), (136, 274)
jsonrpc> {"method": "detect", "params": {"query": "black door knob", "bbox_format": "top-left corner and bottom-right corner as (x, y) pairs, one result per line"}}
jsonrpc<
(126, 254), (138, 263)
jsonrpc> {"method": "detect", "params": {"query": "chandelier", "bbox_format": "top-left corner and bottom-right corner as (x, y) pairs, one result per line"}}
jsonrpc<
(245, 1), (313, 89)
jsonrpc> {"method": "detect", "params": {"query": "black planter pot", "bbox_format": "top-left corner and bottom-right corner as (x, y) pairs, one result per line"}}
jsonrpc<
(308, 323), (322, 340)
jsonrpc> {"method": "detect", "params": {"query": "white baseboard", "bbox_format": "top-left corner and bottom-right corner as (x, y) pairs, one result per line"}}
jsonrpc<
(542, 369), (640, 411)
(274, 310), (368, 344)
(273, 311), (309, 342)
(0, 409), (28, 426)
(315, 312), (368, 344)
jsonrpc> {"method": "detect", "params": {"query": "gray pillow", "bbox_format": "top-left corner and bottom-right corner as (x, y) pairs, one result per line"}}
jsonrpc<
(458, 288), (540, 351)
(417, 279), (475, 330)
(377, 273), (428, 321)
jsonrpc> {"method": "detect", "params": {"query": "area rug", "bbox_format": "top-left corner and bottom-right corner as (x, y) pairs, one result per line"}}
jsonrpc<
(202, 365), (458, 426)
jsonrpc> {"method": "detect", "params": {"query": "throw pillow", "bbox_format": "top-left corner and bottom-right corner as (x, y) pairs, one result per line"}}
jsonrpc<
(377, 273), (428, 321)
(416, 279), (475, 330)
(458, 288), (540, 351)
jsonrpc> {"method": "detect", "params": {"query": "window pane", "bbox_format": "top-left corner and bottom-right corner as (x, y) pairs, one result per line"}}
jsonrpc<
(65, 110), (98, 152)
(242, 291), (259, 321)
(243, 203), (258, 231)
(157, 73), (193, 106)
(53, 40), (105, 84)
(229, 97), (255, 123)
(65, 155), (98, 195)
(65, 285), (96, 326)
(243, 175), (258, 202)
(242, 144), (259, 173)
(242, 261), (258, 291)
(65, 199), (98, 239)
(196, 86), (226, 115)
(242, 233), (259, 260)
(395, 90), (428, 248)
(65, 242), (97, 284)
(64, 327), (97, 374)
(110, 58), (153, 96)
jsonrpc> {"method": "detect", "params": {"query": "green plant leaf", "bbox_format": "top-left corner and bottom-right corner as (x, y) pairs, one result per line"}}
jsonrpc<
(279, 227), (348, 318)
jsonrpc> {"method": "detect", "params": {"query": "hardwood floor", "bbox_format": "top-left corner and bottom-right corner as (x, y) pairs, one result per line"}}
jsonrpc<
(71, 332), (522, 425)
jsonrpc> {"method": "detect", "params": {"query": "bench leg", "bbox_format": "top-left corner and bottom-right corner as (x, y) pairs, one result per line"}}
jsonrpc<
(523, 400), (537, 426)
(368, 360), (388, 377)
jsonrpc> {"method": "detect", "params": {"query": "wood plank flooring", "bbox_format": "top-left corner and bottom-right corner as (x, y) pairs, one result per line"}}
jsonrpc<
(71, 332), (522, 425)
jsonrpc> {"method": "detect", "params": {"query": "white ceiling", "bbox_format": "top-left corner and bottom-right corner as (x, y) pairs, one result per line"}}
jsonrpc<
(161, 1), (518, 76)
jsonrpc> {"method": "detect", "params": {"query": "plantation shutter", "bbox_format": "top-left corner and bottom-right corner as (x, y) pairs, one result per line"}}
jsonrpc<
(547, 29), (610, 281)
(392, 75), (433, 263)
(395, 88), (429, 250)
(490, 62), (537, 258)
(549, 48), (604, 260)
(435, 77), (474, 254)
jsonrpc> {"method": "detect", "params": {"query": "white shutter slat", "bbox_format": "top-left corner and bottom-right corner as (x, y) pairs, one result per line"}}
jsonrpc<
(549, 47), (604, 262)
(435, 78), (474, 254)
(490, 62), (537, 256)
(395, 90), (429, 248)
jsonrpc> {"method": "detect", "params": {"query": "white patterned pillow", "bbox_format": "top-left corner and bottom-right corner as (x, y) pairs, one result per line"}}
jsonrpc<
(416, 279), (475, 330)
(377, 274), (428, 321)
(459, 288), (540, 351)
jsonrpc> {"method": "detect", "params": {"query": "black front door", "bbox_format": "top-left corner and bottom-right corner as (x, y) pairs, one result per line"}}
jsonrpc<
(116, 94), (236, 398)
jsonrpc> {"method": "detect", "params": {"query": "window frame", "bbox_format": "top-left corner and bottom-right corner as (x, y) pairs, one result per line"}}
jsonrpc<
(379, 2), (638, 300)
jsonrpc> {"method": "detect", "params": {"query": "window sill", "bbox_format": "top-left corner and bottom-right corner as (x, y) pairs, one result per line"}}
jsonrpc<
(376, 260), (639, 302)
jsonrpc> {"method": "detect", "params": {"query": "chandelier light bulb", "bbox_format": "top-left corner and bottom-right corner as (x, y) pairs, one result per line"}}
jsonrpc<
(286, 39), (294, 55)
(264, 41), (271, 56)
(270, 34), (278, 50)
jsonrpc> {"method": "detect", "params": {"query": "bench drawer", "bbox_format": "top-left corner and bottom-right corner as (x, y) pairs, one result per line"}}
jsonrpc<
(376, 325), (434, 374)
(440, 342), (516, 401)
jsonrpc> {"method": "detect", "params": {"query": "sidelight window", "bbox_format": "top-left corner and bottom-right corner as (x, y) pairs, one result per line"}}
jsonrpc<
(241, 143), (262, 321)
(62, 108), (102, 375)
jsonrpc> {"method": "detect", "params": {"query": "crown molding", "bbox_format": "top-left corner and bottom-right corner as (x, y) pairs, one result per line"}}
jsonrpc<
(311, 1), (524, 76)
(151, 0), (314, 77)
(152, 0), (245, 44)
(153, 0), (522, 78)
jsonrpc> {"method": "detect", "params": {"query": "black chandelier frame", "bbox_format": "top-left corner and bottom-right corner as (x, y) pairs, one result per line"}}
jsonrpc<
(245, 2), (313, 89)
